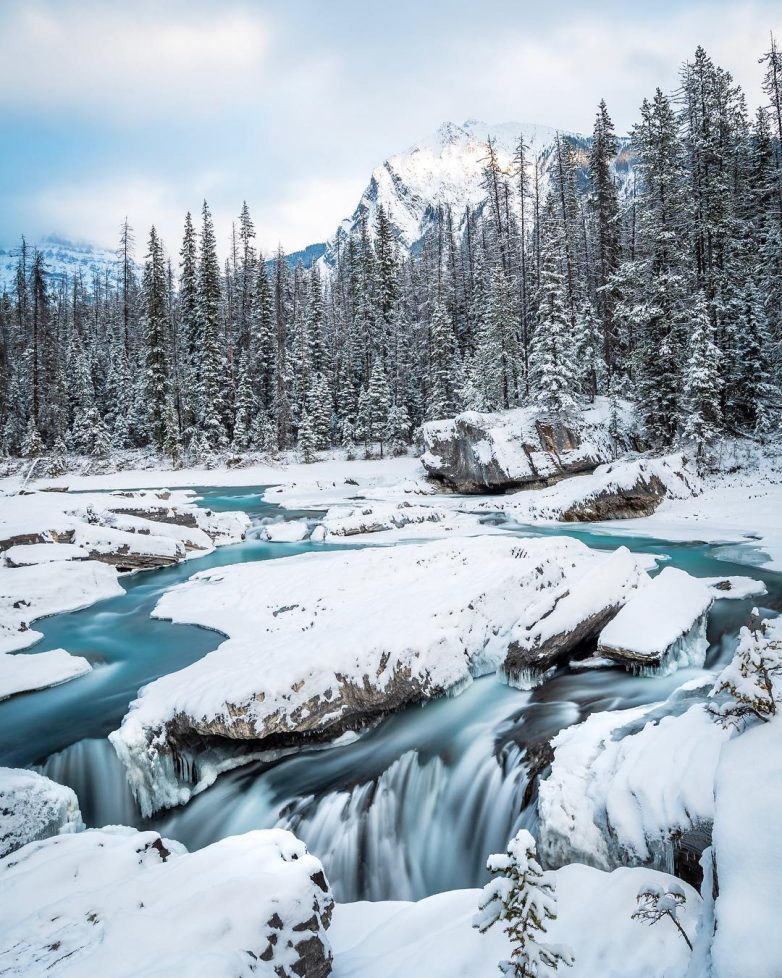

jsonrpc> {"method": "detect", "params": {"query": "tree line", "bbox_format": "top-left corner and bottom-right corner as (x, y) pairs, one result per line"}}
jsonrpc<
(1, 41), (780, 467)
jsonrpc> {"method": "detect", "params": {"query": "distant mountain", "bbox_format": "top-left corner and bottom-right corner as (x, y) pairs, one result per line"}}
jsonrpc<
(323, 118), (634, 264)
(0, 235), (118, 292)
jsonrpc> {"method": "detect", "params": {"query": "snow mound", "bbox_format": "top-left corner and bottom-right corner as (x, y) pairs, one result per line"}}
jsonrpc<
(597, 567), (713, 674)
(110, 536), (626, 815)
(0, 827), (334, 978)
(2, 543), (85, 567)
(0, 767), (83, 857)
(0, 647), (92, 702)
(264, 519), (311, 542)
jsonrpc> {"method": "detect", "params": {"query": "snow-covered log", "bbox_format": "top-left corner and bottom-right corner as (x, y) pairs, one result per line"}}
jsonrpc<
(597, 567), (713, 674)
(0, 827), (334, 978)
(0, 767), (83, 857)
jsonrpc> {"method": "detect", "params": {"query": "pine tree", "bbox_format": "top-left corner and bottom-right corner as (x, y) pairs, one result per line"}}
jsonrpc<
(142, 226), (169, 451)
(298, 410), (318, 462)
(530, 204), (577, 417)
(681, 292), (722, 464)
(385, 403), (411, 455)
(233, 352), (255, 450)
(21, 417), (44, 457)
(197, 201), (227, 448)
(474, 829), (574, 978)
(367, 358), (392, 456)
(428, 299), (460, 420)
(588, 100), (622, 379)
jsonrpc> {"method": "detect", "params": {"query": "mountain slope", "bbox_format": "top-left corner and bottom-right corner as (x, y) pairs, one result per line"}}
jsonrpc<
(0, 236), (118, 292)
(324, 117), (633, 264)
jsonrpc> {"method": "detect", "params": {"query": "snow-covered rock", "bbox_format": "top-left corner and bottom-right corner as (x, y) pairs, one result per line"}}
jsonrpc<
(538, 685), (728, 876)
(0, 767), (83, 857)
(319, 502), (445, 538)
(701, 576), (767, 600)
(264, 519), (311, 542)
(597, 568), (713, 674)
(0, 827), (334, 978)
(2, 543), (86, 567)
(331, 864), (698, 978)
(490, 454), (700, 523)
(421, 399), (638, 493)
(710, 715), (782, 978)
(110, 536), (637, 815)
(503, 546), (648, 684)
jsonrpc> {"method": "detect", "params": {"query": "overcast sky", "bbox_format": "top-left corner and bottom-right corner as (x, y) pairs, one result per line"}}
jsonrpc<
(0, 0), (779, 257)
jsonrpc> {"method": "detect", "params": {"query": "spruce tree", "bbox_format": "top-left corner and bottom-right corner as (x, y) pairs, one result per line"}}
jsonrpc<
(142, 226), (169, 452)
(682, 292), (722, 463)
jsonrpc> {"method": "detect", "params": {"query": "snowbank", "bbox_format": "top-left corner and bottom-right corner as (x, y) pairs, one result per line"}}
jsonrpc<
(0, 767), (83, 857)
(538, 687), (727, 873)
(0, 647), (92, 702)
(710, 713), (782, 978)
(597, 567), (713, 673)
(0, 827), (334, 978)
(331, 864), (699, 978)
(110, 536), (631, 815)
(263, 519), (311, 542)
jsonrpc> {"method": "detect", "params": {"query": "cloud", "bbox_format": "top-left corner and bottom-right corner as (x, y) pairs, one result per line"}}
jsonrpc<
(0, 1), (269, 118)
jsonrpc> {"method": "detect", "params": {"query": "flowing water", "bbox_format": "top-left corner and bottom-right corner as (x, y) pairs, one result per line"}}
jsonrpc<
(2, 486), (780, 902)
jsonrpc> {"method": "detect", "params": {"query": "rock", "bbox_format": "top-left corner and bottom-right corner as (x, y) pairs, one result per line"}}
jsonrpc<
(0, 827), (334, 978)
(0, 767), (83, 857)
(560, 472), (667, 521)
(421, 398), (638, 493)
(502, 547), (648, 685)
(597, 567), (713, 674)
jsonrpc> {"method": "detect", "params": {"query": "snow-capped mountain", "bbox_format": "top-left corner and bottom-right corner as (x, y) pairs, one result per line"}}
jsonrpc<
(323, 118), (633, 264)
(0, 235), (118, 292)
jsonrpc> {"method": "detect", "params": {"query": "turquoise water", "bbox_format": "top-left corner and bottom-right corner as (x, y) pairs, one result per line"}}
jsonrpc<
(2, 485), (780, 901)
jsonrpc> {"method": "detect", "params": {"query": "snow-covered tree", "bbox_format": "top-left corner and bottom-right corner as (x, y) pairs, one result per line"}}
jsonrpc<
(298, 410), (318, 463)
(709, 610), (782, 728)
(474, 829), (574, 978)
(385, 403), (411, 456)
(631, 881), (692, 950)
(681, 292), (722, 464)
(20, 418), (44, 457)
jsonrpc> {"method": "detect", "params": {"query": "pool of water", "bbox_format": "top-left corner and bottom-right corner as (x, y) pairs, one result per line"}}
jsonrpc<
(2, 485), (780, 901)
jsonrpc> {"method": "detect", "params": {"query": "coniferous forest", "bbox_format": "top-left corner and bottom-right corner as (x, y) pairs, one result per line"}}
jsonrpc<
(2, 42), (781, 468)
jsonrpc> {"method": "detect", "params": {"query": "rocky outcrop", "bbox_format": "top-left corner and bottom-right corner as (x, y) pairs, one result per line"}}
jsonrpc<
(421, 399), (638, 493)
(560, 472), (667, 521)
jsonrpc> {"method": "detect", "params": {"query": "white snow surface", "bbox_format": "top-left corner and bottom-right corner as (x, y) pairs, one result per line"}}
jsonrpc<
(538, 695), (728, 871)
(0, 647), (92, 702)
(598, 567), (713, 663)
(262, 519), (311, 542)
(710, 715), (782, 978)
(1, 543), (85, 567)
(331, 863), (698, 978)
(0, 827), (333, 978)
(0, 767), (83, 858)
(111, 536), (640, 813)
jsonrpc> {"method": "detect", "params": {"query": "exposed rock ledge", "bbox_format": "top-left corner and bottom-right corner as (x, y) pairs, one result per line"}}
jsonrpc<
(421, 398), (640, 493)
(110, 536), (651, 816)
(0, 766), (83, 857)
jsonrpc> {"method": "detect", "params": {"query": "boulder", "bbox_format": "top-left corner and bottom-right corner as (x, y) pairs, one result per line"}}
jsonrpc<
(421, 398), (638, 493)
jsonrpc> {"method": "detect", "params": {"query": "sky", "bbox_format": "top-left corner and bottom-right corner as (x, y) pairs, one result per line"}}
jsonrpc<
(0, 0), (779, 258)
